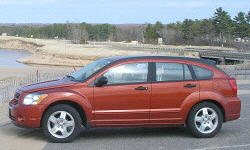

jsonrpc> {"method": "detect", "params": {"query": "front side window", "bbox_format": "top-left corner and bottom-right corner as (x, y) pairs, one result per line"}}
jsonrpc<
(192, 65), (213, 80)
(103, 63), (148, 85)
(156, 63), (183, 81)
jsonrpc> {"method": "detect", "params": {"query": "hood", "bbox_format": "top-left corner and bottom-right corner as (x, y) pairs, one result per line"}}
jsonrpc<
(19, 78), (77, 93)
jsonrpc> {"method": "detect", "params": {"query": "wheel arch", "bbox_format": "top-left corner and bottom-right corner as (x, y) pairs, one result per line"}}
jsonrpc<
(185, 99), (226, 123)
(40, 100), (87, 127)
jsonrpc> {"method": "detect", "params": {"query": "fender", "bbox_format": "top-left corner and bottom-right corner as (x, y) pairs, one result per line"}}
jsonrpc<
(199, 90), (228, 118)
(179, 91), (199, 123)
(180, 90), (226, 122)
(39, 88), (93, 121)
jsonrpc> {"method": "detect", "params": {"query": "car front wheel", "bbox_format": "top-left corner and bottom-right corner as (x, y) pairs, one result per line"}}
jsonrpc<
(42, 104), (82, 143)
(187, 102), (223, 138)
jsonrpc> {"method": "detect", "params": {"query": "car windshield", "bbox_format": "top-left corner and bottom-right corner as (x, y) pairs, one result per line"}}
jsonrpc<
(67, 58), (113, 82)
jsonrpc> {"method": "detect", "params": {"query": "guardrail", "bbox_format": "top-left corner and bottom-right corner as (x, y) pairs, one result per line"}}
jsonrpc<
(89, 42), (250, 61)
(218, 65), (250, 79)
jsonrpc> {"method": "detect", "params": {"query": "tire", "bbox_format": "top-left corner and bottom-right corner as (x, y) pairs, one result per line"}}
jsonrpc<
(42, 104), (82, 143)
(187, 102), (223, 138)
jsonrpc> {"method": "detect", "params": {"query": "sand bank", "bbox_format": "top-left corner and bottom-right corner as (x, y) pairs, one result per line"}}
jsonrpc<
(0, 36), (201, 66)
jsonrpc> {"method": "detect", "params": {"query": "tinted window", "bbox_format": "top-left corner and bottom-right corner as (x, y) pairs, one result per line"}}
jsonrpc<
(103, 63), (148, 85)
(192, 65), (213, 80)
(184, 64), (193, 80)
(156, 63), (183, 81)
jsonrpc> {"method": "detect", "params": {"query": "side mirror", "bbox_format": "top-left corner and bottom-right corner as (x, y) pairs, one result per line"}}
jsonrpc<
(95, 76), (108, 87)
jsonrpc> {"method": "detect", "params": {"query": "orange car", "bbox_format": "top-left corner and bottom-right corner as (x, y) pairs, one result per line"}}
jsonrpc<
(9, 56), (241, 142)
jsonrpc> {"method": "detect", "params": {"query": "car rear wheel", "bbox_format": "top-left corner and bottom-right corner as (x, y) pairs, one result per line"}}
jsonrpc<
(42, 104), (82, 143)
(187, 102), (223, 138)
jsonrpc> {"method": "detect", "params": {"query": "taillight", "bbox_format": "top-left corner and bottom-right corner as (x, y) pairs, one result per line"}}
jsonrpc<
(229, 78), (237, 96)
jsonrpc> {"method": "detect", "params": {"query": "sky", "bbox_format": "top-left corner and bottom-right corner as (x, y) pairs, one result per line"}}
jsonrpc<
(0, 0), (249, 24)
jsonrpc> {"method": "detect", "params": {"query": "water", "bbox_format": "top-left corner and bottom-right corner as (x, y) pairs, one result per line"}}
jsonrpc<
(0, 49), (31, 67)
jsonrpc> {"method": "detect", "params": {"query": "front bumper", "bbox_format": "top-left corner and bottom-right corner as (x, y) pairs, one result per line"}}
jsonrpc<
(9, 103), (44, 128)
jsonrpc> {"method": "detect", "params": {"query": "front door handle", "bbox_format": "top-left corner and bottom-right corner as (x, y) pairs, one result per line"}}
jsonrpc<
(184, 84), (196, 88)
(135, 86), (148, 90)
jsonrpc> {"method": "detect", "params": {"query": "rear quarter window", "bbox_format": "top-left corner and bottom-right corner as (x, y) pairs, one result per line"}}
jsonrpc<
(192, 65), (213, 80)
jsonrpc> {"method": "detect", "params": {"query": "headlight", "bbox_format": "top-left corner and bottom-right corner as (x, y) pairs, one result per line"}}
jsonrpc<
(23, 93), (48, 105)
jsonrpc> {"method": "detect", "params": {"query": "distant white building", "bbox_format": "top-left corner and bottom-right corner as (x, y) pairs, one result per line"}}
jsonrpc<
(158, 38), (163, 45)
(234, 37), (249, 43)
(1, 33), (7, 36)
(131, 41), (138, 44)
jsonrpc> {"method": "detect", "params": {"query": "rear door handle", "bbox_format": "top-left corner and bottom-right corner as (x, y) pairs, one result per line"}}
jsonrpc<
(184, 84), (196, 88)
(135, 86), (148, 90)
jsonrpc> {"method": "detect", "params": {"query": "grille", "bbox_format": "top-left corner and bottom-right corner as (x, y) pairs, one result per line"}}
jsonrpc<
(13, 92), (21, 105)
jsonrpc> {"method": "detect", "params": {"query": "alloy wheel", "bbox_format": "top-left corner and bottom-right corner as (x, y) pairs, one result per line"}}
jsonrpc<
(47, 111), (75, 139)
(194, 107), (218, 134)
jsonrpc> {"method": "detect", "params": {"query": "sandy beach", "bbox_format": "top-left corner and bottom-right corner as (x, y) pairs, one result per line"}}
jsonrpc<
(1, 36), (237, 67)
(0, 66), (74, 81)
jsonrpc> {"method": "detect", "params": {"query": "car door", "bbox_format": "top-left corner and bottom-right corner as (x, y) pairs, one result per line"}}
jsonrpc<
(93, 60), (151, 126)
(150, 60), (199, 124)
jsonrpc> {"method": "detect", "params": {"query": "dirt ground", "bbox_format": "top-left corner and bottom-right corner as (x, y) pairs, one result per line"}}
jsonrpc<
(0, 66), (75, 81)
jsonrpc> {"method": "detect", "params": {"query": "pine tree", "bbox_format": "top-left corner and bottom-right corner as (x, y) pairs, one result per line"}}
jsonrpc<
(213, 7), (233, 39)
(233, 12), (249, 38)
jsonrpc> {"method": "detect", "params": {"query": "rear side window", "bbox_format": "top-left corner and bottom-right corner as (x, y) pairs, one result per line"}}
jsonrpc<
(156, 63), (183, 81)
(192, 65), (213, 80)
(155, 63), (194, 82)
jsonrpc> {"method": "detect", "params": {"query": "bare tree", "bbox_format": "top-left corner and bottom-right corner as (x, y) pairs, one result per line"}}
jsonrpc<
(67, 23), (88, 44)
(159, 27), (182, 45)
(114, 25), (145, 43)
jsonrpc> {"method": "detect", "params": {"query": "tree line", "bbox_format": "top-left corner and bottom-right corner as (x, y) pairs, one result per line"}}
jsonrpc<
(142, 7), (249, 49)
(0, 23), (116, 43)
(0, 7), (249, 49)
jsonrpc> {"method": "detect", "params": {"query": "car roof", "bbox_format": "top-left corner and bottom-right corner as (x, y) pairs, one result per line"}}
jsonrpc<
(106, 55), (216, 67)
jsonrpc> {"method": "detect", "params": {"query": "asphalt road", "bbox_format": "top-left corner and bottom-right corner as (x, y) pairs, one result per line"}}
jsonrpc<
(1, 84), (250, 150)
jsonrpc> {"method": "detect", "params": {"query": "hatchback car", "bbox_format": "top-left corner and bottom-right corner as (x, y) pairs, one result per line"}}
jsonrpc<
(9, 56), (241, 142)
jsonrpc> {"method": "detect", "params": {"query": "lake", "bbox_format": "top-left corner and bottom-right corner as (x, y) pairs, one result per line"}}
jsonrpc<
(0, 49), (31, 67)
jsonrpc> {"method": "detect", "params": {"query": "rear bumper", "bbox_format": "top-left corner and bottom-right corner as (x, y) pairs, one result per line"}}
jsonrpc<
(9, 103), (44, 128)
(225, 96), (241, 122)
